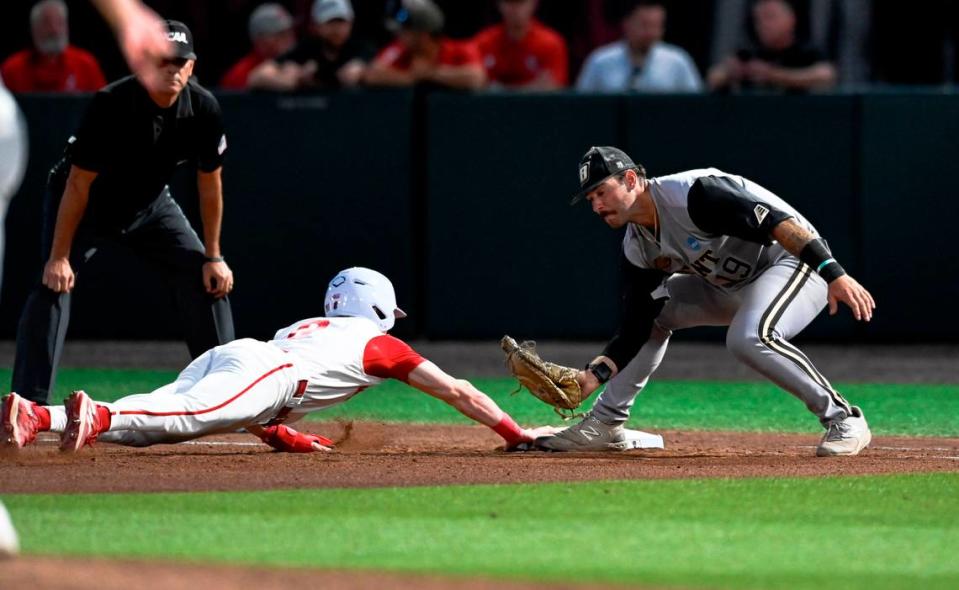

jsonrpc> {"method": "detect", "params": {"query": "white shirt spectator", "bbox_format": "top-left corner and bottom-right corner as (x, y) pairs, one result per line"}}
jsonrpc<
(577, 40), (702, 93)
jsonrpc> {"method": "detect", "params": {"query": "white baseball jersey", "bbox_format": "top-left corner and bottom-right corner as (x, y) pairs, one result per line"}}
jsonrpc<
(268, 316), (426, 418)
(624, 168), (818, 290)
(97, 316), (428, 445)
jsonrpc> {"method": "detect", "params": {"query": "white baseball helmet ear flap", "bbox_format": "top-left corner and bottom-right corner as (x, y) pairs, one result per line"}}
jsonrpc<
(323, 267), (406, 331)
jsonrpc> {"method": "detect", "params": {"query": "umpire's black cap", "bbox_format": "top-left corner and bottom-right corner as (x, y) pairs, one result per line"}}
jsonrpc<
(570, 146), (640, 205)
(165, 20), (197, 60)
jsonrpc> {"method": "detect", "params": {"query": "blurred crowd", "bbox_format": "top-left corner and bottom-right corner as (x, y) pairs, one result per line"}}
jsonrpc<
(1, 0), (956, 95)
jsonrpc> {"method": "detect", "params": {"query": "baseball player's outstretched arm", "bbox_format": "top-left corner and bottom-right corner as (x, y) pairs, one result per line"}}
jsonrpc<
(407, 361), (557, 446)
(43, 166), (97, 293)
(771, 218), (876, 321)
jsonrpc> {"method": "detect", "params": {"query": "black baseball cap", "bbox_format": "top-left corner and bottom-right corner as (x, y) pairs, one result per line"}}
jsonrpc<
(387, 0), (444, 34)
(165, 20), (197, 60)
(570, 146), (639, 204)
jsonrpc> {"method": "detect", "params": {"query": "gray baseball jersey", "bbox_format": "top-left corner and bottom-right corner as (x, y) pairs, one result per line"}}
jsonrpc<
(594, 168), (854, 427)
(624, 168), (818, 290)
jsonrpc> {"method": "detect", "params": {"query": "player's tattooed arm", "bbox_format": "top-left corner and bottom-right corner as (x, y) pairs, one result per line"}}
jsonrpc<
(771, 219), (876, 321)
(770, 218), (816, 256)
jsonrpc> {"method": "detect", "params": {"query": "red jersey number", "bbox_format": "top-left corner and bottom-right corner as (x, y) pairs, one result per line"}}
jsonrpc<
(286, 319), (330, 339)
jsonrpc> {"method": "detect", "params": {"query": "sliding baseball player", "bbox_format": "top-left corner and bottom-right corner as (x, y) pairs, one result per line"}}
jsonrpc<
(3, 267), (555, 452)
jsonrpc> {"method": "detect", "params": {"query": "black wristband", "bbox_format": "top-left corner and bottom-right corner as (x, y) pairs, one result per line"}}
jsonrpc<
(205, 256), (225, 263)
(586, 362), (613, 385)
(799, 238), (846, 283)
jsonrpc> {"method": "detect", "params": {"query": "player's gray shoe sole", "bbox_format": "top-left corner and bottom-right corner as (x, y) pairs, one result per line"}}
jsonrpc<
(60, 390), (102, 453)
(534, 413), (628, 452)
(816, 406), (872, 456)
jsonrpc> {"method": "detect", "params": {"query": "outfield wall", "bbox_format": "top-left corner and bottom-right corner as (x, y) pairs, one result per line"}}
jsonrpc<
(2, 90), (956, 341)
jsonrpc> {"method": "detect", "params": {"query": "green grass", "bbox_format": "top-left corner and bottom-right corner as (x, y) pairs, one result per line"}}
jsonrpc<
(5, 368), (957, 436)
(4, 474), (959, 589)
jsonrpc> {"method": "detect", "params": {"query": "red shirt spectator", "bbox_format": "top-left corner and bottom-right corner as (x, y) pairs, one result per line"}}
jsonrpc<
(474, 19), (568, 87)
(219, 52), (265, 90)
(375, 38), (483, 71)
(219, 3), (295, 90)
(1, 45), (106, 93)
(366, 0), (486, 90)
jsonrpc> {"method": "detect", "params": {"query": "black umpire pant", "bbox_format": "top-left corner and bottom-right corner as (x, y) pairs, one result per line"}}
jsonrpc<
(12, 175), (235, 404)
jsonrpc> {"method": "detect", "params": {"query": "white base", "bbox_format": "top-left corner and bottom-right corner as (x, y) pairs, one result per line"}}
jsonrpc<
(621, 429), (664, 449)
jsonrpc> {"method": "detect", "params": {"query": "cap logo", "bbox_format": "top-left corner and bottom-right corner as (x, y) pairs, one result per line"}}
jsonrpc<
(167, 31), (188, 44)
(615, 160), (625, 169)
(579, 164), (589, 185)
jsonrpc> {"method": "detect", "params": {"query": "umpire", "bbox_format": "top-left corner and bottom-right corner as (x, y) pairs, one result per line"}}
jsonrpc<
(12, 20), (235, 404)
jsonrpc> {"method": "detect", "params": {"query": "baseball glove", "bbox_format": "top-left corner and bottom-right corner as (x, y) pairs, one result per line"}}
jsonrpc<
(501, 335), (585, 419)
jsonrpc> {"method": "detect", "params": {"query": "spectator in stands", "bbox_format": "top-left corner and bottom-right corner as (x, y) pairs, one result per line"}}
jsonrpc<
(248, 0), (371, 91)
(576, 0), (701, 93)
(1, 0), (107, 93)
(365, 0), (486, 90)
(219, 3), (296, 90)
(707, 0), (836, 92)
(473, 0), (568, 90)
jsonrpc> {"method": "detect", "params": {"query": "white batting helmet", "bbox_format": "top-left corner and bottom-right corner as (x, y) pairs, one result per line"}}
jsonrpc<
(323, 267), (407, 331)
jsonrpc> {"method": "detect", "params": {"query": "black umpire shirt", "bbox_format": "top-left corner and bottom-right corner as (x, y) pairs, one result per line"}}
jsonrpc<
(64, 75), (227, 229)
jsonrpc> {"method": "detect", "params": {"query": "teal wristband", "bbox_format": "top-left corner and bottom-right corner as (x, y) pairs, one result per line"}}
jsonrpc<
(816, 258), (836, 273)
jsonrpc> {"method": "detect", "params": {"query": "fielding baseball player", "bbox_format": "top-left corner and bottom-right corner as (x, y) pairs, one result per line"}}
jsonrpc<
(535, 146), (874, 456)
(2, 267), (555, 453)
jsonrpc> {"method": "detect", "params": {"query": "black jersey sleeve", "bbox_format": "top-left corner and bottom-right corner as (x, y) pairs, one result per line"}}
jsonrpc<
(70, 91), (115, 172)
(601, 256), (668, 371)
(687, 176), (793, 245)
(196, 97), (226, 172)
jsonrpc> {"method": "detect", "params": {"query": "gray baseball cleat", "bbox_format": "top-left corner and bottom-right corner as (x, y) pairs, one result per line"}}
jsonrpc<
(535, 413), (628, 451)
(816, 406), (872, 456)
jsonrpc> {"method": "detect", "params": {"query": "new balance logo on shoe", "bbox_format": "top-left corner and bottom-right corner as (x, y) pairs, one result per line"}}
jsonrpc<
(579, 426), (600, 441)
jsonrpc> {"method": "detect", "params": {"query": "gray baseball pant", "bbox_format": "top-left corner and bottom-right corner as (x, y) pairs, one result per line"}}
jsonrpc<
(591, 257), (853, 426)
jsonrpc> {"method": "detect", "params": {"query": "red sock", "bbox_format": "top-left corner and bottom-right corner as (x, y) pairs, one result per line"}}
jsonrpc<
(95, 406), (112, 430)
(34, 405), (52, 431)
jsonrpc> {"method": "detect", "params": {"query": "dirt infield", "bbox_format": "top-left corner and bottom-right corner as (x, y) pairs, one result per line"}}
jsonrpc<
(0, 556), (656, 590)
(2, 422), (958, 494)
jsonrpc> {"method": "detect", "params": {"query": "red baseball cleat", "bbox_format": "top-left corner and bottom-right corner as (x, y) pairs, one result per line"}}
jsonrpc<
(60, 390), (106, 453)
(2, 392), (43, 449)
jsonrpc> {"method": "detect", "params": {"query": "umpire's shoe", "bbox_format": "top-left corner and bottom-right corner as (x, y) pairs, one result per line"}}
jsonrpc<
(816, 406), (872, 456)
(535, 413), (627, 451)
